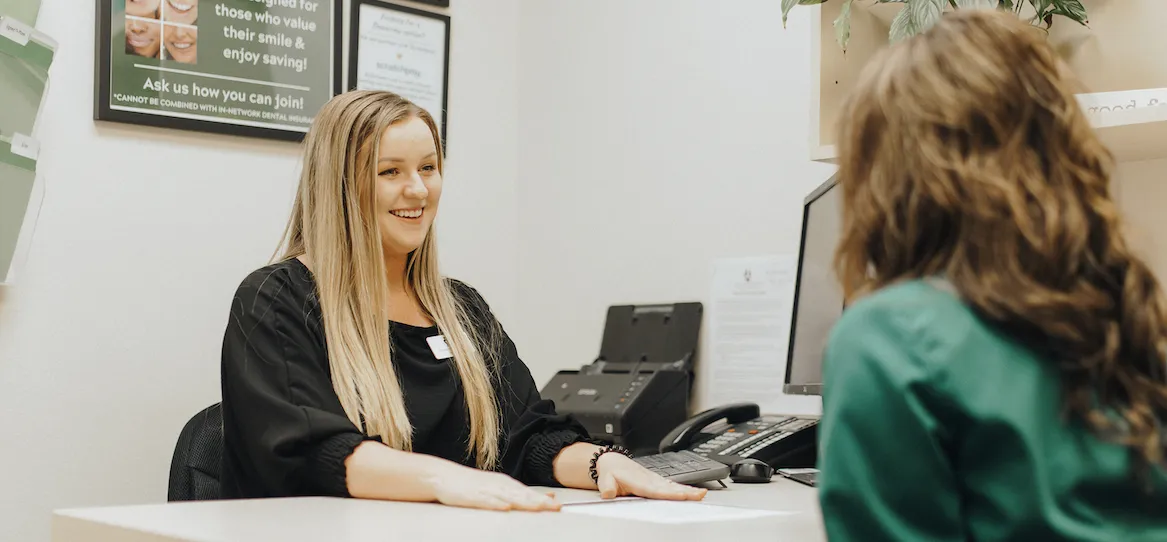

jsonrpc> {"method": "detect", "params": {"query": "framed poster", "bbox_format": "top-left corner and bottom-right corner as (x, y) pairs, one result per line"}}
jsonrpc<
(94, 0), (338, 142)
(346, 0), (449, 143)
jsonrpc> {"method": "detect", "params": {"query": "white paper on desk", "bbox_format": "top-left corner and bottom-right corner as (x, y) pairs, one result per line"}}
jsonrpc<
(555, 495), (642, 506)
(562, 500), (790, 524)
(706, 256), (797, 410)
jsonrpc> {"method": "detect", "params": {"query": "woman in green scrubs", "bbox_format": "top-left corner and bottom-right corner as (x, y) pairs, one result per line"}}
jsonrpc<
(818, 9), (1167, 542)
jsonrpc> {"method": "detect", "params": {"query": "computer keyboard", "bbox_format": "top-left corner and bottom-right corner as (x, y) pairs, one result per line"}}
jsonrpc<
(633, 450), (731, 486)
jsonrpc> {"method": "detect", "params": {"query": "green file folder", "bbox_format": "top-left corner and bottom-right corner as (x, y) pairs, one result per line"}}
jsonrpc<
(0, 0), (40, 27)
(0, 131), (38, 284)
(0, 15), (55, 137)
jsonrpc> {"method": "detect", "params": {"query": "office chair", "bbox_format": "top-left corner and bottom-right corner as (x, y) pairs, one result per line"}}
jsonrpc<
(167, 403), (223, 501)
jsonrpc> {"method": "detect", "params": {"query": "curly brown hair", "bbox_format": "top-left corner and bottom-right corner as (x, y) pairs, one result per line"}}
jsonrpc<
(833, 9), (1167, 473)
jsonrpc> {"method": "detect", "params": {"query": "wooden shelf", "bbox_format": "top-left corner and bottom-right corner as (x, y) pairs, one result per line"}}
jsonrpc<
(809, 0), (1167, 164)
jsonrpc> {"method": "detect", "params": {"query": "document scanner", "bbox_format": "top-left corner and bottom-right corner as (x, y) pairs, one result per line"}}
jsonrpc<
(540, 302), (703, 457)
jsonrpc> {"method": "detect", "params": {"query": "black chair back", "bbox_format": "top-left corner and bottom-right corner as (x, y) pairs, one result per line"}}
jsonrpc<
(168, 403), (223, 501)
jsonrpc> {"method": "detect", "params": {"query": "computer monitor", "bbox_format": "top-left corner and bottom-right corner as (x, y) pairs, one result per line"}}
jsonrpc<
(784, 175), (844, 396)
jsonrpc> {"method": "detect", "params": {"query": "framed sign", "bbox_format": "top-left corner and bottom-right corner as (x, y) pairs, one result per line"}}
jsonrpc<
(95, 0), (338, 142)
(346, 0), (449, 143)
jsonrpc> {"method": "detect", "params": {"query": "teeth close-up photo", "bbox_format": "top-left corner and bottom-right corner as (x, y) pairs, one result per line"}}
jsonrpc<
(7, 1), (1167, 542)
(127, 31), (153, 47)
(163, 0), (197, 25)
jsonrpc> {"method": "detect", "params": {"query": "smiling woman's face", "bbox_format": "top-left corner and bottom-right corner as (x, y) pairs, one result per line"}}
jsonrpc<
(373, 116), (443, 258)
(164, 25), (197, 64)
(125, 18), (161, 58)
(126, 0), (160, 18)
(164, 0), (198, 25)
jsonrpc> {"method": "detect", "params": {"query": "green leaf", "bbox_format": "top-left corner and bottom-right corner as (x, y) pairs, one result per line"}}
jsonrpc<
(781, 0), (800, 28)
(910, 0), (945, 32)
(998, 0), (1015, 7)
(834, 0), (855, 50)
(888, 5), (918, 42)
(1028, 0), (1052, 16)
(1053, 0), (1088, 25)
(781, 0), (829, 28)
(888, 0), (944, 42)
(956, 0), (996, 8)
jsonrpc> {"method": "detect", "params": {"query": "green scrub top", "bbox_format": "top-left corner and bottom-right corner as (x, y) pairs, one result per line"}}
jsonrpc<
(818, 279), (1167, 541)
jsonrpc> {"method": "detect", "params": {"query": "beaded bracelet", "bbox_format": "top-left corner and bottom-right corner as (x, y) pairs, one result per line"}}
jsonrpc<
(588, 444), (634, 482)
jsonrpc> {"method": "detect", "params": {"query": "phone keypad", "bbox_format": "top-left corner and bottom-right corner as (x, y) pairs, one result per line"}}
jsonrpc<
(703, 416), (800, 457)
(718, 430), (773, 457)
(694, 431), (745, 454)
(740, 432), (792, 458)
(690, 415), (815, 459)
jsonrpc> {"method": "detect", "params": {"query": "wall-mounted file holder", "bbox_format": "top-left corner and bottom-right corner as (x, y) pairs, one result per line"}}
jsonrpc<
(0, 130), (43, 285)
(0, 14), (56, 137)
(0, 14), (53, 286)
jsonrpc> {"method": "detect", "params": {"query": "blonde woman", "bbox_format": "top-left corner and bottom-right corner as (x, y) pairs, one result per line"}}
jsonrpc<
(219, 90), (706, 510)
(819, 9), (1167, 541)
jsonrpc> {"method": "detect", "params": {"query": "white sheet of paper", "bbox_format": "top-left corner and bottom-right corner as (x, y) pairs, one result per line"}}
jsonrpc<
(555, 495), (642, 506)
(562, 500), (790, 524)
(706, 256), (798, 410)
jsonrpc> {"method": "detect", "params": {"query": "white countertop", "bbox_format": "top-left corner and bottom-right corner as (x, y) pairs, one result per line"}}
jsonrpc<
(52, 479), (824, 542)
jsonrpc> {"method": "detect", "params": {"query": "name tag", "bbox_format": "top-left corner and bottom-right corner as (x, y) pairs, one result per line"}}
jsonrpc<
(426, 335), (452, 360)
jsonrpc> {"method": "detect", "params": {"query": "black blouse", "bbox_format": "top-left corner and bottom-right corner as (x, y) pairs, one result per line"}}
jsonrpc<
(219, 258), (590, 499)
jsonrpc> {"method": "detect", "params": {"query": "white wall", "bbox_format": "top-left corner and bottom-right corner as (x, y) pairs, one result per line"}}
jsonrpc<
(432, 0), (521, 320)
(0, 0), (520, 540)
(1116, 158), (1167, 279)
(512, 0), (837, 415)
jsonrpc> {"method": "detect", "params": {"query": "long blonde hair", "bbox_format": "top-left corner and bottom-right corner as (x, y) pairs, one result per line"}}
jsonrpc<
(276, 90), (502, 469)
(834, 10), (1167, 473)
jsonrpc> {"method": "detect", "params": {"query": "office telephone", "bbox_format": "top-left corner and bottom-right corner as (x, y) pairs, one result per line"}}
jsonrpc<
(658, 402), (818, 469)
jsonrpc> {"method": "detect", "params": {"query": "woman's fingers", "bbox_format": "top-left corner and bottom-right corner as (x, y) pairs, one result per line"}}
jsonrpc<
(472, 494), (513, 511)
(460, 491), (554, 512)
(505, 490), (558, 511)
(597, 471), (621, 499)
(619, 472), (707, 501)
(492, 479), (561, 511)
(666, 480), (707, 500)
(670, 479), (707, 500)
(433, 467), (563, 512)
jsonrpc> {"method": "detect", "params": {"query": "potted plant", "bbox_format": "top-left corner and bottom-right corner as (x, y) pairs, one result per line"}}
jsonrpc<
(782, 0), (1090, 50)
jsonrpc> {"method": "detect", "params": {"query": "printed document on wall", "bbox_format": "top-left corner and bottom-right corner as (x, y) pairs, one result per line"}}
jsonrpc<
(706, 255), (796, 411)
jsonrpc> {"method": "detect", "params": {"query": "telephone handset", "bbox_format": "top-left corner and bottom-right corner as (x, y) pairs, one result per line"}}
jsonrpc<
(660, 402), (761, 453)
(658, 402), (819, 469)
